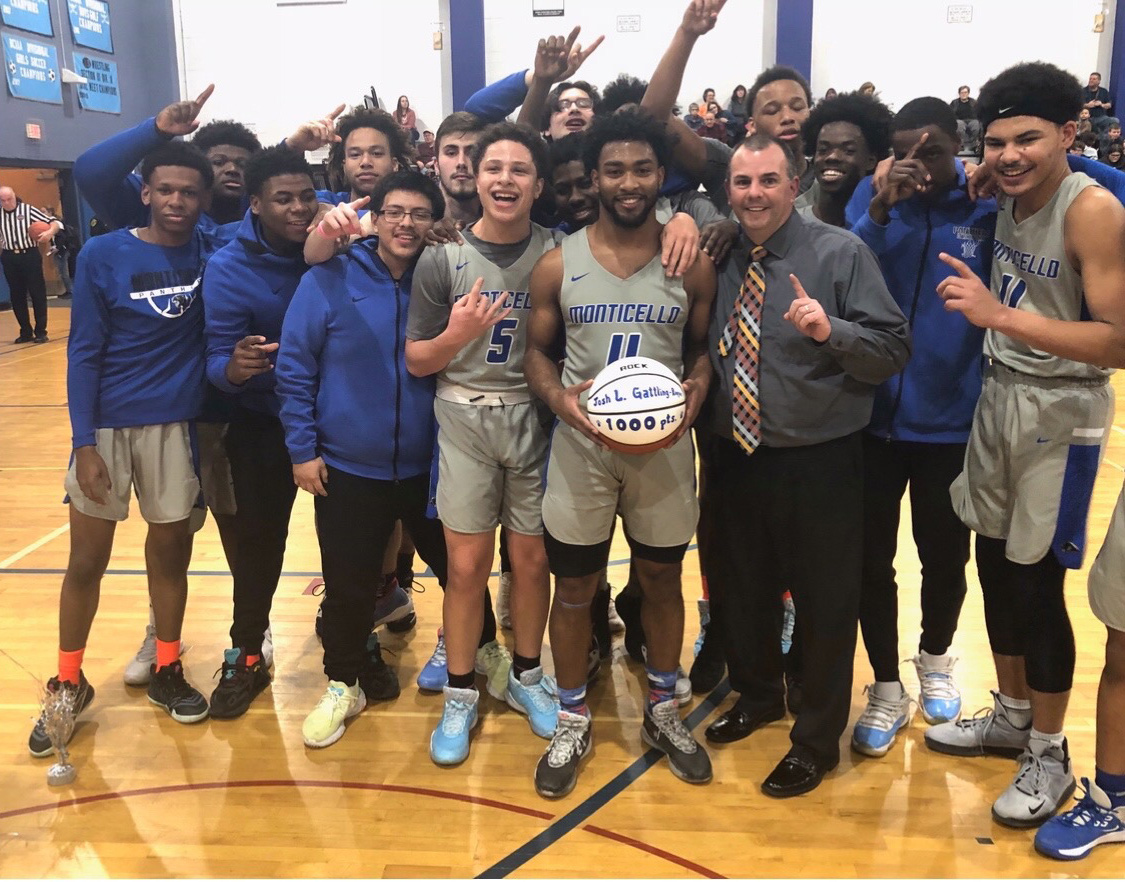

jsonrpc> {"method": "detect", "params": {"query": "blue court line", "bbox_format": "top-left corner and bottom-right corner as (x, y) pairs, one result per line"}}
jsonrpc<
(476, 680), (732, 879)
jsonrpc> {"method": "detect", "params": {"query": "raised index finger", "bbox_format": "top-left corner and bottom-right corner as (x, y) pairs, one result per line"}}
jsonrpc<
(562, 25), (581, 55)
(348, 195), (370, 211)
(193, 83), (215, 109)
(938, 251), (975, 279)
(326, 102), (346, 121)
(904, 130), (929, 161)
(789, 273), (810, 298)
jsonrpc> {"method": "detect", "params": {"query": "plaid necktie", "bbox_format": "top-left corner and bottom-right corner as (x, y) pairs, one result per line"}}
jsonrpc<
(718, 245), (768, 455)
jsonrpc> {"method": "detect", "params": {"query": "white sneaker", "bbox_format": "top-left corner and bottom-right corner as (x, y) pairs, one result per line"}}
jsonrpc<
(913, 653), (961, 724)
(497, 571), (512, 630)
(851, 684), (912, 757)
(124, 623), (157, 686)
(675, 667), (691, 707)
(924, 690), (1029, 758)
(607, 593), (625, 634)
(302, 680), (366, 749)
(261, 627), (274, 669)
(993, 739), (1077, 828)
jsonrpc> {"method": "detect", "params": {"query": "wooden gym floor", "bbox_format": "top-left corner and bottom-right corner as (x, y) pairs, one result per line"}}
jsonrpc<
(0, 304), (1119, 878)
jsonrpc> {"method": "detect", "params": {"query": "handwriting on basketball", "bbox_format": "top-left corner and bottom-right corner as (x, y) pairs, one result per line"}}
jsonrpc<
(589, 383), (684, 408)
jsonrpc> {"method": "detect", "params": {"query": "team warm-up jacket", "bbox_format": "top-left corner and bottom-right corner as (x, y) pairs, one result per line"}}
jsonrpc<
(276, 239), (437, 481)
(203, 210), (310, 416)
(67, 227), (224, 448)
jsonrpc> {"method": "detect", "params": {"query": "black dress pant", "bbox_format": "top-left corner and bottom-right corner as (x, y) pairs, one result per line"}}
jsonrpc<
(703, 433), (863, 765)
(859, 435), (970, 683)
(1, 249), (48, 337)
(315, 466), (448, 683)
(226, 413), (297, 653)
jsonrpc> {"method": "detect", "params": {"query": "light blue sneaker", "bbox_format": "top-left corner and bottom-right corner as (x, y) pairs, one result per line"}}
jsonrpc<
(430, 686), (479, 765)
(693, 598), (709, 658)
(851, 684), (912, 757)
(506, 666), (559, 738)
(417, 630), (447, 692)
(913, 654), (962, 724)
(1035, 778), (1125, 860)
(781, 592), (795, 655)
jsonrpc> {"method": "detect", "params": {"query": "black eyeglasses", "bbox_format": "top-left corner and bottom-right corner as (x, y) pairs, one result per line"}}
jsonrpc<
(556, 97), (593, 112)
(377, 207), (434, 222)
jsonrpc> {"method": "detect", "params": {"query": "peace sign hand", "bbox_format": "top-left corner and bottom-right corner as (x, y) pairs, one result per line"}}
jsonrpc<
(155, 84), (215, 137)
(783, 274), (831, 342)
(534, 27), (582, 83)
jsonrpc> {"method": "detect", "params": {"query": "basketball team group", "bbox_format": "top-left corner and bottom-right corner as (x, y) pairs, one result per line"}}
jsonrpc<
(18, 0), (1125, 862)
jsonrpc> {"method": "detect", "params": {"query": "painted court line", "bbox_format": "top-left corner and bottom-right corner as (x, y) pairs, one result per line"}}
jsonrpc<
(0, 524), (70, 569)
(476, 681), (732, 879)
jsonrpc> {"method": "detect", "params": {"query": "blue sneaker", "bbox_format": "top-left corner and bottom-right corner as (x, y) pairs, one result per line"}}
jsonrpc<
(913, 654), (961, 724)
(430, 686), (479, 765)
(417, 630), (447, 692)
(693, 598), (709, 658)
(373, 580), (415, 631)
(851, 684), (912, 757)
(506, 666), (559, 738)
(1035, 778), (1125, 860)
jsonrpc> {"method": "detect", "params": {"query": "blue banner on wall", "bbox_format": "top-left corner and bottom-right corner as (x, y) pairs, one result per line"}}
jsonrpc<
(66, 0), (111, 53)
(2, 29), (61, 103)
(0, 0), (53, 37)
(73, 51), (118, 113)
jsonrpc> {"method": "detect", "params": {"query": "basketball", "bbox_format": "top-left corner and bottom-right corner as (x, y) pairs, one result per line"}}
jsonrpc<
(28, 220), (51, 242)
(586, 356), (686, 454)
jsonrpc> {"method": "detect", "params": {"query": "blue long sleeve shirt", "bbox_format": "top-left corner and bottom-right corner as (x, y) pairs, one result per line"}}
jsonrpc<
(203, 210), (310, 417)
(73, 115), (242, 238)
(464, 70), (529, 120)
(276, 240), (437, 481)
(67, 228), (224, 448)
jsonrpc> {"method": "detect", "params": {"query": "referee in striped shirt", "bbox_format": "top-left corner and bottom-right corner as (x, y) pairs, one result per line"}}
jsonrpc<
(1, 186), (62, 344)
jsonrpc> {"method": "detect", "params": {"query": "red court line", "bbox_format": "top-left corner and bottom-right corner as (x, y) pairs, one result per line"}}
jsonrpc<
(582, 823), (726, 879)
(0, 778), (724, 876)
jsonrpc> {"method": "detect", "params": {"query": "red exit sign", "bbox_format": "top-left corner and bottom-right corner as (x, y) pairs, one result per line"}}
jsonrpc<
(25, 123), (42, 140)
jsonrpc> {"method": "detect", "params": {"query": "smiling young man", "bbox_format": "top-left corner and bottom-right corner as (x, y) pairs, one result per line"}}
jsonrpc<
(322, 107), (410, 205)
(842, 97), (999, 758)
(925, 62), (1125, 832)
(795, 91), (891, 227)
(406, 122), (563, 766)
(277, 171), (451, 748)
(28, 143), (227, 757)
(201, 146), (367, 720)
(526, 110), (716, 797)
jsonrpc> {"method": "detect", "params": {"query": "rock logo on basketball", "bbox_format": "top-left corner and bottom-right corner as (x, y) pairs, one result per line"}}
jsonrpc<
(586, 356), (685, 452)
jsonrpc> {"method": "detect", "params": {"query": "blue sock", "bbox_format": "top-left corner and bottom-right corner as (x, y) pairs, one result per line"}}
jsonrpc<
(1095, 767), (1125, 806)
(558, 684), (588, 718)
(646, 667), (677, 712)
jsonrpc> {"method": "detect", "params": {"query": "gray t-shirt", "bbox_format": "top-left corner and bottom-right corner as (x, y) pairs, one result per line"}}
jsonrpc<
(407, 224), (562, 394)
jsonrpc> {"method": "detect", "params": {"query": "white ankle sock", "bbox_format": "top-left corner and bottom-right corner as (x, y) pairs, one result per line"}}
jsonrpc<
(1029, 727), (1066, 756)
(918, 649), (950, 669)
(996, 692), (1032, 728)
(872, 680), (904, 700)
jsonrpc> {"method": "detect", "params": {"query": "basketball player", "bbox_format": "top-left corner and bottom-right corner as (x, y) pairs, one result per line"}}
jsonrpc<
(525, 110), (716, 796)
(29, 143), (224, 756)
(406, 122), (562, 765)
(926, 62), (1125, 830)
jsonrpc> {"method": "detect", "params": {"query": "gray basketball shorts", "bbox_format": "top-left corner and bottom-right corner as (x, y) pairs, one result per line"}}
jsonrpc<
(434, 397), (549, 535)
(196, 421), (237, 517)
(1087, 477), (1125, 631)
(950, 364), (1112, 568)
(542, 422), (699, 548)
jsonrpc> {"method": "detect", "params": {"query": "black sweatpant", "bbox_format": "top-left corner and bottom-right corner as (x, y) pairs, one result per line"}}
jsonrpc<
(703, 433), (863, 766)
(315, 466), (449, 684)
(859, 435), (970, 682)
(1, 249), (48, 337)
(226, 414), (297, 653)
(975, 535), (1074, 693)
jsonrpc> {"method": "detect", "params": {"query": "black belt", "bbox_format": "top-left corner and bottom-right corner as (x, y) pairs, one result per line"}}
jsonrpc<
(4, 247), (36, 254)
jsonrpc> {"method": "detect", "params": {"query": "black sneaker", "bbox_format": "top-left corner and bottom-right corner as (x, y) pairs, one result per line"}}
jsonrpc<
(535, 711), (592, 798)
(587, 637), (602, 683)
(642, 699), (712, 784)
(209, 648), (271, 719)
(315, 598), (324, 640)
(689, 624), (726, 694)
(13, 333), (34, 344)
(614, 590), (645, 664)
(29, 672), (95, 757)
(591, 580), (612, 660)
(148, 661), (209, 723)
(33, 333), (48, 344)
(359, 633), (400, 701)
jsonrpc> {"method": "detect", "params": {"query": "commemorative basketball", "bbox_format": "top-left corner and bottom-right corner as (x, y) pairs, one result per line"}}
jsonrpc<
(586, 356), (685, 451)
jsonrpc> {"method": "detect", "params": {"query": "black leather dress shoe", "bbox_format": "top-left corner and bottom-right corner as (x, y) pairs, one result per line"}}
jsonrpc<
(761, 752), (837, 798)
(704, 703), (785, 743)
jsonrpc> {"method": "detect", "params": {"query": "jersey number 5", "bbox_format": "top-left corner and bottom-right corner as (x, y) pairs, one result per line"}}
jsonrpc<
(486, 318), (520, 364)
(607, 332), (642, 365)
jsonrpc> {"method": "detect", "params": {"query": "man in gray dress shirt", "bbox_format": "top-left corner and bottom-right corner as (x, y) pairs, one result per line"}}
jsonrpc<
(700, 132), (910, 798)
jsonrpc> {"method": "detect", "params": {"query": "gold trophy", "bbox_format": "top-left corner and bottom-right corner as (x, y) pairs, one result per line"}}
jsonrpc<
(40, 684), (78, 787)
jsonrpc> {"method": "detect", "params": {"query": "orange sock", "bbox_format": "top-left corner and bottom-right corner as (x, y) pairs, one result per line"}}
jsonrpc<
(245, 653), (260, 666)
(58, 648), (85, 685)
(155, 639), (180, 671)
(700, 573), (710, 600)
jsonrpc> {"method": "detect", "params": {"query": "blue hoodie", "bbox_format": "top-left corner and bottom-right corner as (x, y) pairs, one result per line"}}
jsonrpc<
(73, 115), (243, 239)
(847, 161), (996, 443)
(203, 210), (310, 417)
(277, 239), (437, 481)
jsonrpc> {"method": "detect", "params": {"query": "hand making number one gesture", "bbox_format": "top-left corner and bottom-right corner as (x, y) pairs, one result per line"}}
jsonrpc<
(155, 83), (215, 137)
(783, 274), (832, 343)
